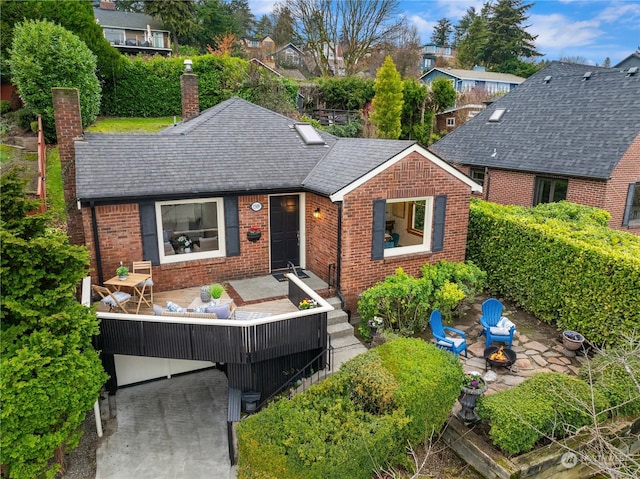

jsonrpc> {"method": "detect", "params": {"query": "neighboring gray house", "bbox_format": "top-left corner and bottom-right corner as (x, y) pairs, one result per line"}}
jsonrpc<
(614, 50), (640, 69)
(420, 66), (525, 94)
(93, 0), (171, 55)
(429, 61), (640, 234)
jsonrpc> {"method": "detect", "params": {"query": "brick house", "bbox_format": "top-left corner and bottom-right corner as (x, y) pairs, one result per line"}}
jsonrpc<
(430, 61), (640, 235)
(52, 71), (480, 314)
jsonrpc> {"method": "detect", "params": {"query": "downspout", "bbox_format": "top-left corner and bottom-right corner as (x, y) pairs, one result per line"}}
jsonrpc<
(335, 201), (346, 312)
(90, 201), (104, 285)
(484, 166), (491, 201)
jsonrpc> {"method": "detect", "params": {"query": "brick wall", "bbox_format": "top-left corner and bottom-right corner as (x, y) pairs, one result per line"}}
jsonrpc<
(84, 194), (276, 292)
(339, 151), (471, 312)
(180, 73), (199, 121)
(305, 194), (338, 284)
(52, 88), (85, 246)
(605, 133), (640, 235)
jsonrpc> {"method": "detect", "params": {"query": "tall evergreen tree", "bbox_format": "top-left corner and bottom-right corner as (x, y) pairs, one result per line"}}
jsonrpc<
(0, 169), (107, 479)
(430, 17), (452, 46)
(482, 0), (541, 70)
(144, 0), (197, 55)
(254, 14), (274, 37)
(456, 13), (489, 68)
(370, 55), (404, 139)
(271, 4), (298, 46)
(452, 6), (479, 48)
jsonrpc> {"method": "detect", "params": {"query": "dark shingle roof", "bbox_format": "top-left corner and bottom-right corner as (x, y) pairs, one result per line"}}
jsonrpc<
(74, 98), (414, 201)
(429, 62), (640, 180)
(93, 7), (166, 31)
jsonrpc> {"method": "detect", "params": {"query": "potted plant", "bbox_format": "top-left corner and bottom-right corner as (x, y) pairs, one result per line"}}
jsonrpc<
(247, 226), (261, 242)
(457, 372), (488, 423)
(176, 235), (192, 253)
(298, 298), (318, 310)
(367, 316), (384, 337)
(562, 330), (585, 357)
(209, 283), (226, 305)
(116, 264), (129, 280)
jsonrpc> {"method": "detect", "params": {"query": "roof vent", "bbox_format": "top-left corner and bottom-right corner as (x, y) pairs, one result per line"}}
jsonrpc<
(543, 75), (552, 83)
(294, 123), (325, 145)
(582, 71), (592, 81)
(488, 108), (506, 122)
(627, 66), (638, 76)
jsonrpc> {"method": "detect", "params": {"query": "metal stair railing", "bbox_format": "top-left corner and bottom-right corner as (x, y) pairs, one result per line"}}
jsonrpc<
(251, 335), (334, 413)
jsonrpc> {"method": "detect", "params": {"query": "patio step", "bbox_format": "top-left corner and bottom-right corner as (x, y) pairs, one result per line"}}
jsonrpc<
(327, 321), (355, 340)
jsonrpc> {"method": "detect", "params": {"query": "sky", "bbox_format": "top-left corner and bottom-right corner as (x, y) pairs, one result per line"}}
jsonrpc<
(247, 0), (640, 66)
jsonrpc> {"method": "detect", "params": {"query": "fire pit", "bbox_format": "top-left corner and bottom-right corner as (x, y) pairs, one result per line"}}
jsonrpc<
(484, 345), (517, 371)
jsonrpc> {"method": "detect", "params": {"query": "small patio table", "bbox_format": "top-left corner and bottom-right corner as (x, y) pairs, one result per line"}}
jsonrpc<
(105, 272), (152, 314)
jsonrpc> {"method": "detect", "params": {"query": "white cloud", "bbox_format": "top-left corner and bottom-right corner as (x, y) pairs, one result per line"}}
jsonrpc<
(248, 0), (277, 17)
(408, 15), (434, 42)
(597, 2), (640, 23)
(529, 13), (603, 52)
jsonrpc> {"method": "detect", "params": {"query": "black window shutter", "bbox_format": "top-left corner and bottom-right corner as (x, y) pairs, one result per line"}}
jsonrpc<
(622, 183), (635, 227)
(224, 196), (240, 256)
(432, 195), (447, 252)
(139, 201), (159, 264)
(371, 199), (386, 260)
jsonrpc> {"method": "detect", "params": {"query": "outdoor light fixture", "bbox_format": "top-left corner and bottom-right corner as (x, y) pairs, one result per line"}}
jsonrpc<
(184, 59), (193, 73)
(313, 207), (321, 219)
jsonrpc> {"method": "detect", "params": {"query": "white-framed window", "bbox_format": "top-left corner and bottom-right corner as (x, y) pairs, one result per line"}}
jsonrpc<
(384, 197), (433, 257)
(624, 182), (640, 227)
(446, 117), (456, 127)
(470, 167), (485, 186)
(104, 28), (125, 45)
(156, 198), (225, 263)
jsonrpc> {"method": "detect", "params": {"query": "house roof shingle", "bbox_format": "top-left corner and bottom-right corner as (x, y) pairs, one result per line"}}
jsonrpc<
(93, 7), (166, 31)
(76, 98), (428, 201)
(429, 62), (640, 180)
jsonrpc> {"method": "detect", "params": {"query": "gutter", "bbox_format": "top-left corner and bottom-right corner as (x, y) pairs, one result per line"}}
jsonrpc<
(334, 201), (347, 312)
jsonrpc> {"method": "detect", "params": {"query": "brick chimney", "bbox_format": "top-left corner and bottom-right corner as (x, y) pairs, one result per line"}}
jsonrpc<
(180, 59), (199, 121)
(52, 88), (85, 246)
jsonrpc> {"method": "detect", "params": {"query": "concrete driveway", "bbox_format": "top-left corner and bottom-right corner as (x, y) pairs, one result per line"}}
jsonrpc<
(96, 368), (235, 479)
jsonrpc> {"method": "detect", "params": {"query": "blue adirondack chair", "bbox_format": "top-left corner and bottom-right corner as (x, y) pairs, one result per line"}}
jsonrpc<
(479, 298), (515, 348)
(429, 310), (468, 357)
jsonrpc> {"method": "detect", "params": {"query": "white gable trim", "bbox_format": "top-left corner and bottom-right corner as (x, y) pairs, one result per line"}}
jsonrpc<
(330, 144), (482, 202)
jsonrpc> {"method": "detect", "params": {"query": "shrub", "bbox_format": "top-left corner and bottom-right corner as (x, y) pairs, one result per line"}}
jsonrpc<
(467, 199), (640, 346)
(580, 343), (640, 418)
(9, 19), (101, 143)
(14, 107), (36, 131)
(237, 338), (462, 478)
(0, 99), (11, 114)
(358, 261), (486, 338)
(476, 372), (609, 455)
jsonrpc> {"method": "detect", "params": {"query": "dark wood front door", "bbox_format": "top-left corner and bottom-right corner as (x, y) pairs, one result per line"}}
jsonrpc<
(270, 195), (300, 270)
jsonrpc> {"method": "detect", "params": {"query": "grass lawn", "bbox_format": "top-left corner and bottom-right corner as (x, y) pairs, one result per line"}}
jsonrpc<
(86, 116), (181, 133)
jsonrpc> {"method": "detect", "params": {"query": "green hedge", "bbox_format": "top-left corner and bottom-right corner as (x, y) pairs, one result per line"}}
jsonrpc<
(100, 54), (297, 117)
(237, 338), (463, 479)
(476, 372), (609, 455)
(467, 200), (640, 346)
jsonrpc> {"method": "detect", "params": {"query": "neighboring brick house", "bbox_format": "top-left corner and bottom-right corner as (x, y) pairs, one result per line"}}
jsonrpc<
(421, 66), (525, 94)
(53, 71), (480, 314)
(435, 104), (485, 133)
(93, 1), (171, 55)
(429, 61), (640, 235)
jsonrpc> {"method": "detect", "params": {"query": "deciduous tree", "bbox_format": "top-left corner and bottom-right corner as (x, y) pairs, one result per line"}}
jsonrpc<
(370, 55), (403, 139)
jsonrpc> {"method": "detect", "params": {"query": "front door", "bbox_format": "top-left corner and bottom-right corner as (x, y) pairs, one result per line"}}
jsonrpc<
(270, 195), (300, 270)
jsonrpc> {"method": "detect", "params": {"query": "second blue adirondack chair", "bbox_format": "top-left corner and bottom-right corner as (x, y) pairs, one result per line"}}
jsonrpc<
(429, 310), (468, 357)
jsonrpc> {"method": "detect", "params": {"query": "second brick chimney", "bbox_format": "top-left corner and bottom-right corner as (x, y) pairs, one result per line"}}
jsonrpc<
(52, 87), (85, 246)
(180, 59), (199, 121)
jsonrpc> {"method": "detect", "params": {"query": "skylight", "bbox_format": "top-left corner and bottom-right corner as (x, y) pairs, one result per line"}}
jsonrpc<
(488, 109), (506, 122)
(294, 124), (325, 145)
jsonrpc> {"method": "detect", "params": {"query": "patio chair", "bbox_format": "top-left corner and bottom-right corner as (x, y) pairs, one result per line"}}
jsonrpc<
(429, 310), (468, 357)
(479, 298), (515, 348)
(133, 260), (154, 303)
(92, 284), (131, 313)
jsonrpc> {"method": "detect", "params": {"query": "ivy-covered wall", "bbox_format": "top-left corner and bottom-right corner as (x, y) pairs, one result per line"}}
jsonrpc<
(466, 200), (640, 346)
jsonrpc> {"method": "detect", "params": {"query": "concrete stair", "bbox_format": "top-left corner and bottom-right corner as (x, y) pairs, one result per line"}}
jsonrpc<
(325, 296), (367, 371)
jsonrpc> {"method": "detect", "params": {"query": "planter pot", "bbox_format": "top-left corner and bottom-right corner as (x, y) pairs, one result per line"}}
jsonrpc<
(118, 275), (128, 281)
(247, 231), (261, 242)
(562, 331), (584, 357)
(457, 383), (488, 423)
(200, 286), (212, 302)
(184, 247), (191, 253)
(369, 326), (378, 338)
